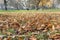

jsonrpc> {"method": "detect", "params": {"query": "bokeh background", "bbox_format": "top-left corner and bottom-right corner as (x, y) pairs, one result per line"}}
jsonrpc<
(0, 0), (60, 10)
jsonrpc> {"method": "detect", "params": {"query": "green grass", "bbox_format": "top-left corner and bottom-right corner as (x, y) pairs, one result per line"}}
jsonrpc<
(0, 8), (60, 13)
(7, 28), (15, 34)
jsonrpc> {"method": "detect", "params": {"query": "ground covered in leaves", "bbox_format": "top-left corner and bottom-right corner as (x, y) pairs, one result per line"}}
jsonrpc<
(0, 13), (60, 40)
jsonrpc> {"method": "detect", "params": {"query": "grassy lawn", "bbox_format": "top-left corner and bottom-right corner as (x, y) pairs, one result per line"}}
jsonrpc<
(0, 8), (60, 13)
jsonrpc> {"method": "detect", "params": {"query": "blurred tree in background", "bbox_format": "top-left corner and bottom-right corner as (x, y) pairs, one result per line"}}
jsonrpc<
(4, 0), (7, 10)
(1, 0), (60, 10)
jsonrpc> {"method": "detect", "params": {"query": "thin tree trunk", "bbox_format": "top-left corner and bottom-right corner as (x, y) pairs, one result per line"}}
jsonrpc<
(4, 0), (7, 10)
(35, 0), (41, 10)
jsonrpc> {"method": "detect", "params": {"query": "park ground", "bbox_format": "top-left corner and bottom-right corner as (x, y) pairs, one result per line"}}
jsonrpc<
(0, 9), (60, 40)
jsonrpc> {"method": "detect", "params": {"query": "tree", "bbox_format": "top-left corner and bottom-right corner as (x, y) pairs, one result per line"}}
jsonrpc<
(32, 0), (51, 10)
(35, 0), (41, 10)
(39, 0), (52, 9)
(28, 0), (41, 10)
(4, 0), (7, 10)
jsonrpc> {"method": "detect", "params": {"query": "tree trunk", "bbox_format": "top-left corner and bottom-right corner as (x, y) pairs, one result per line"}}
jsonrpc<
(4, 0), (7, 10)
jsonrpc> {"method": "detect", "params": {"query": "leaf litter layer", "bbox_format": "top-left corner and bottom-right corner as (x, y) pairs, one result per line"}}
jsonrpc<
(0, 13), (60, 40)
